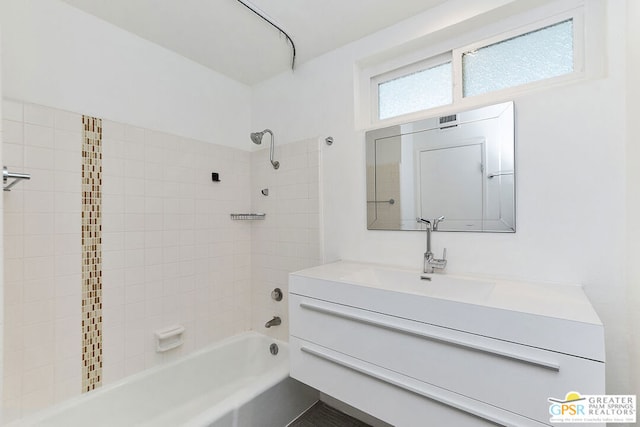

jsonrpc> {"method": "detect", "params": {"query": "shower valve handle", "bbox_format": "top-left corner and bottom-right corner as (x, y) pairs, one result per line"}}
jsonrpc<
(271, 288), (283, 301)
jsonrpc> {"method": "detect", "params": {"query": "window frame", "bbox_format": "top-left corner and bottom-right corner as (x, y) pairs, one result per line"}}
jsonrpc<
(363, 4), (587, 127)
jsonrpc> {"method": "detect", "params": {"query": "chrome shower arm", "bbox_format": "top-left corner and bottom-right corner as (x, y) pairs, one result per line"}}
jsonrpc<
(264, 130), (277, 169)
(250, 129), (279, 170)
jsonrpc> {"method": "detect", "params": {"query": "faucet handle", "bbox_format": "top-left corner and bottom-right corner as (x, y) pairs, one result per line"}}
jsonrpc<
(416, 217), (432, 229)
(433, 216), (445, 231)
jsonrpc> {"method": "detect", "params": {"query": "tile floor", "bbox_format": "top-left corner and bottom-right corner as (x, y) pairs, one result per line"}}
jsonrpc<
(289, 402), (373, 427)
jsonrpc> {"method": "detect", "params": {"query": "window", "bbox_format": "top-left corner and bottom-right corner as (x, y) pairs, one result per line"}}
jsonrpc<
(461, 19), (574, 97)
(377, 61), (452, 120)
(367, 11), (581, 124)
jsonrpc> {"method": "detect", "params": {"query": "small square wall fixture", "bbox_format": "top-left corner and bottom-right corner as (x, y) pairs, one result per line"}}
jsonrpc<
(212, 172), (221, 182)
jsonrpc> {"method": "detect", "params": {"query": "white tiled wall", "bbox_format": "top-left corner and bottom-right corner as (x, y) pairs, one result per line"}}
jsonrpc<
(2, 100), (253, 421)
(250, 138), (322, 342)
(2, 100), (83, 422)
(2, 100), (323, 421)
(100, 120), (252, 383)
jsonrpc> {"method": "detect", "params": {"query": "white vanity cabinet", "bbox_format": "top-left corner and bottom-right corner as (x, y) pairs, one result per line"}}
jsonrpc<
(289, 261), (605, 427)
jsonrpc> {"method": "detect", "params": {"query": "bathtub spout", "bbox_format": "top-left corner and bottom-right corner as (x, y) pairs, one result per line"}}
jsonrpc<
(265, 316), (281, 328)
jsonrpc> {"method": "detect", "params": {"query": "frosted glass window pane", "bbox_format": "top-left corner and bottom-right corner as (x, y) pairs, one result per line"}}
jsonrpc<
(463, 19), (573, 97)
(378, 62), (452, 120)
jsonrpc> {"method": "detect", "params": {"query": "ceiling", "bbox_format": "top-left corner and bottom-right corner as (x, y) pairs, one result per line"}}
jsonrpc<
(61, 0), (447, 85)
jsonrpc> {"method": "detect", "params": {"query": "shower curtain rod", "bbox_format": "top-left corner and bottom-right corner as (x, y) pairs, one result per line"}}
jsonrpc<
(235, 0), (296, 70)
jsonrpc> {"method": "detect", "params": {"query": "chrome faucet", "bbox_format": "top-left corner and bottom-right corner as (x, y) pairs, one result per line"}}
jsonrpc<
(265, 316), (281, 328)
(417, 216), (447, 274)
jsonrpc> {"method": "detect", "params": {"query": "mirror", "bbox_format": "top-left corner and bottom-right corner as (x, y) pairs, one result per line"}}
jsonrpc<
(366, 101), (515, 232)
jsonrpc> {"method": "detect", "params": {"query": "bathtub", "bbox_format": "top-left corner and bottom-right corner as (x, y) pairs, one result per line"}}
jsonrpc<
(9, 332), (318, 427)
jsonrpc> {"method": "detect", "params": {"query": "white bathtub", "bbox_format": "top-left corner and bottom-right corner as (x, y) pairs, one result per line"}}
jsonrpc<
(8, 332), (318, 427)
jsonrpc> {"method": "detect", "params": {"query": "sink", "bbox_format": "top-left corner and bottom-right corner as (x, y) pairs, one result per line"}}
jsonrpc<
(339, 267), (496, 303)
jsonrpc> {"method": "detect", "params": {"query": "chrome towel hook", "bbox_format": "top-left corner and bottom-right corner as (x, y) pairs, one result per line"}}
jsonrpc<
(3, 166), (31, 191)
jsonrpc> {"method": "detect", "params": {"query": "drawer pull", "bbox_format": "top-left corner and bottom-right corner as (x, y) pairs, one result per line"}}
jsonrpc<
(299, 301), (560, 371)
(301, 345), (519, 426)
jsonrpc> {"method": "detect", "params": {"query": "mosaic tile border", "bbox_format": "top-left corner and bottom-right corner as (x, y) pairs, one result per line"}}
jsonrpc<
(81, 115), (103, 392)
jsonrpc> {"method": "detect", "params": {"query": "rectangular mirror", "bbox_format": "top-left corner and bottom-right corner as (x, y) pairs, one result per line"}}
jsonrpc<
(366, 101), (515, 232)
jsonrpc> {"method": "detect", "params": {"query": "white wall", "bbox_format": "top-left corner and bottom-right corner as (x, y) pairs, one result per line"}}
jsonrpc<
(625, 0), (640, 396)
(0, 0), (251, 150)
(252, 0), (634, 395)
(0, 0), (252, 420)
(0, 26), (5, 408)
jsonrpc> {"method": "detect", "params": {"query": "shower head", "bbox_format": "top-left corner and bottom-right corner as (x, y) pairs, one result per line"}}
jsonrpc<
(250, 131), (265, 145)
(250, 129), (279, 169)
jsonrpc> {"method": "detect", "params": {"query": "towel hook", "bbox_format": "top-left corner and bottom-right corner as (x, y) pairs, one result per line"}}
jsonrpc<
(3, 166), (31, 191)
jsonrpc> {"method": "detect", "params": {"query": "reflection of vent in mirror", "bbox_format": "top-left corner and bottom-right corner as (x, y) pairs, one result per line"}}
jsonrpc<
(439, 115), (457, 124)
(365, 101), (515, 232)
(439, 114), (458, 129)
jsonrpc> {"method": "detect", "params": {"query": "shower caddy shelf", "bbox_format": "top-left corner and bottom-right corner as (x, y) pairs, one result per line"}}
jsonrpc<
(230, 213), (266, 220)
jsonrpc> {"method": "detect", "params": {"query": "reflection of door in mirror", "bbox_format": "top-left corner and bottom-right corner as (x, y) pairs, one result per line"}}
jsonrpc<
(365, 101), (514, 232)
(418, 141), (484, 230)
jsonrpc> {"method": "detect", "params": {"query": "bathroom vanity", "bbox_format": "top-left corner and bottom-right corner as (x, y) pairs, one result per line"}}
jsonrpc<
(289, 261), (605, 427)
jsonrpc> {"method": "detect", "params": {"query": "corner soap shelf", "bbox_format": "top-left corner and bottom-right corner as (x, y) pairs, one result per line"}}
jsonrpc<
(230, 213), (266, 220)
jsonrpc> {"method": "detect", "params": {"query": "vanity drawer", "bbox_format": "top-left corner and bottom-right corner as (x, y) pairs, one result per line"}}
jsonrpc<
(289, 294), (604, 425)
(290, 337), (547, 427)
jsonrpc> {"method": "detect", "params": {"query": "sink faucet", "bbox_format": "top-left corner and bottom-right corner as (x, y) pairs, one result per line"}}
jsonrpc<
(417, 216), (447, 274)
(265, 316), (281, 328)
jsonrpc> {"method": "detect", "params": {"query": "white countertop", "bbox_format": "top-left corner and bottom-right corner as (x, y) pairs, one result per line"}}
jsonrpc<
(291, 260), (602, 325)
(290, 260), (604, 360)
